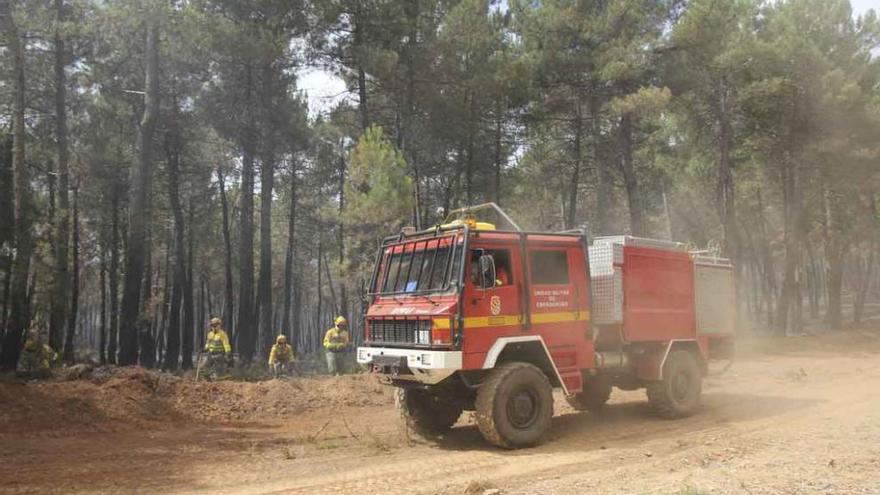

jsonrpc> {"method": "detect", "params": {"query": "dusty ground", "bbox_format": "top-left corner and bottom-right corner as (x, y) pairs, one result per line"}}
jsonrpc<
(2, 329), (880, 495)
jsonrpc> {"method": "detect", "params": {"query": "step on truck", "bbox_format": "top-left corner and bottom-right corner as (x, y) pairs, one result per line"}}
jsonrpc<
(357, 203), (735, 449)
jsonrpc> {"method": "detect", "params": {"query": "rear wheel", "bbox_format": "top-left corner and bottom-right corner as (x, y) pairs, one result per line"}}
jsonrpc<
(395, 388), (462, 437)
(647, 350), (702, 418)
(566, 376), (612, 412)
(475, 362), (554, 449)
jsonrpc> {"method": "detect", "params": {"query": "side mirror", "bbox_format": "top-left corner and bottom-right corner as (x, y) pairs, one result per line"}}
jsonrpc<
(478, 254), (496, 290)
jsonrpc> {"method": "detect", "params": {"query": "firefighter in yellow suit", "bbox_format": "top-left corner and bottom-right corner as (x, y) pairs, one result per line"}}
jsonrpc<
(323, 316), (350, 376)
(204, 317), (232, 379)
(268, 334), (294, 378)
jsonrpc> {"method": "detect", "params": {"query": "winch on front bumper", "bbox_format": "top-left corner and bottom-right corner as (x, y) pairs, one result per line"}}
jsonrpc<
(357, 347), (462, 385)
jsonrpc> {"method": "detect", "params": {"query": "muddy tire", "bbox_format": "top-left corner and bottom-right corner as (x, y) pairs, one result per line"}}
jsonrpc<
(647, 350), (702, 418)
(395, 388), (462, 437)
(566, 377), (612, 412)
(475, 362), (554, 449)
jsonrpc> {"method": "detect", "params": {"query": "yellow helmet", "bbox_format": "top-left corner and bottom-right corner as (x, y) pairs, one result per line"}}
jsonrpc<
(276, 334), (287, 344)
(334, 316), (347, 326)
(210, 317), (222, 327)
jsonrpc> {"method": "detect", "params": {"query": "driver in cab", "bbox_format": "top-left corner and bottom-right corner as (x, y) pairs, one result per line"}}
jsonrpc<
(470, 250), (510, 287)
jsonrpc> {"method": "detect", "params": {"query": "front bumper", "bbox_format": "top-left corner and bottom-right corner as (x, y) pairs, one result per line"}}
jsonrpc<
(357, 347), (462, 385)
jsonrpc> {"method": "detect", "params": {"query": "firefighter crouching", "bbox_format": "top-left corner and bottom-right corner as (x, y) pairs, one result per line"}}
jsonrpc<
(268, 334), (294, 378)
(204, 317), (232, 378)
(17, 328), (57, 379)
(323, 316), (350, 376)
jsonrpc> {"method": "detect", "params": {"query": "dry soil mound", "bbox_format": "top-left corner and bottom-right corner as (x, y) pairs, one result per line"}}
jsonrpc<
(0, 368), (392, 436)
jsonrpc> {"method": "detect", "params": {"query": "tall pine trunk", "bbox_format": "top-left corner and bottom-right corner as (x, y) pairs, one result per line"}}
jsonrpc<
(119, 16), (160, 365)
(217, 166), (235, 336)
(236, 64), (257, 363)
(493, 99), (503, 206)
(108, 190), (121, 364)
(776, 161), (803, 335)
(99, 245), (107, 365)
(716, 84), (738, 261)
(163, 118), (185, 370)
(618, 114), (644, 236)
(854, 195), (879, 324)
(354, 0), (369, 132)
(590, 95), (611, 234)
(337, 151), (347, 321)
(49, 0), (71, 352)
(63, 183), (79, 362)
(566, 104), (582, 229)
(316, 236), (323, 337)
(823, 187), (844, 330)
(282, 167), (297, 342)
(182, 203), (195, 369)
(0, 0), (33, 370)
(258, 64), (276, 357)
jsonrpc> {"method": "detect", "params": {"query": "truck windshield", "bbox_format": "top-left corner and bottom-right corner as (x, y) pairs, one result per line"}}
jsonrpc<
(374, 238), (463, 295)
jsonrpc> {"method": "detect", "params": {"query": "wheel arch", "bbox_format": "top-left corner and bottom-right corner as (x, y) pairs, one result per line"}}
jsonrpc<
(482, 336), (567, 393)
(634, 339), (708, 382)
(663, 340), (707, 377)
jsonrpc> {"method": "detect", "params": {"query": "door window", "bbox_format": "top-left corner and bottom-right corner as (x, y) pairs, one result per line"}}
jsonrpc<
(530, 250), (570, 285)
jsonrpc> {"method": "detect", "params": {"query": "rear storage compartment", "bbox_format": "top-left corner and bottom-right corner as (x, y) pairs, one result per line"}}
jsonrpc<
(693, 255), (735, 335)
(589, 236), (697, 343)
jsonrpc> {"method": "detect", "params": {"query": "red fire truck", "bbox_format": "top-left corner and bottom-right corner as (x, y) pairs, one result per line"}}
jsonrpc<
(357, 204), (735, 448)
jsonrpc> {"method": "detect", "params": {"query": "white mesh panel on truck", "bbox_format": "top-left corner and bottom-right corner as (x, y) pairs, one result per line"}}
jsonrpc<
(588, 242), (623, 324)
(693, 256), (735, 334)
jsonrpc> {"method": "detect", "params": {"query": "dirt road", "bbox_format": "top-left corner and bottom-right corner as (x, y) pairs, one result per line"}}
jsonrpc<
(2, 331), (880, 494)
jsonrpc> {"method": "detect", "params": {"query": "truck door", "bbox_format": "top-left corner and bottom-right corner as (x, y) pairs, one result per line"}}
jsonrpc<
(461, 244), (524, 369)
(526, 245), (592, 370)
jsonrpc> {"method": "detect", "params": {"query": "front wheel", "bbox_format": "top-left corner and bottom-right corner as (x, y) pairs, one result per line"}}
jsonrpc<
(475, 362), (554, 449)
(396, 388), (463, 437)
(647, 350), (702, 418)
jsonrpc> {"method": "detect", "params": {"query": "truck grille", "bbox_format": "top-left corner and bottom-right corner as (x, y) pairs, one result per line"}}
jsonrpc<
(368, 319), (432, 345)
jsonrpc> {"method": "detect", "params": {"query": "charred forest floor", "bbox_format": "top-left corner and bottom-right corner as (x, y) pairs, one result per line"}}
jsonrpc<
(2, 326), (880, 495)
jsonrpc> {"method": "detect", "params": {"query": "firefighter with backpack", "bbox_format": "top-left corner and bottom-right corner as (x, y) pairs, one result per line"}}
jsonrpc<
(323, 316), (350, 376)
(203, 317), (232, 379)
(268, 334), (295, 378)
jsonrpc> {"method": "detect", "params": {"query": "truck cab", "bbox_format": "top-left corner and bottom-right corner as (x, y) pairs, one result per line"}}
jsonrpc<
(357, 204), (734, 449)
